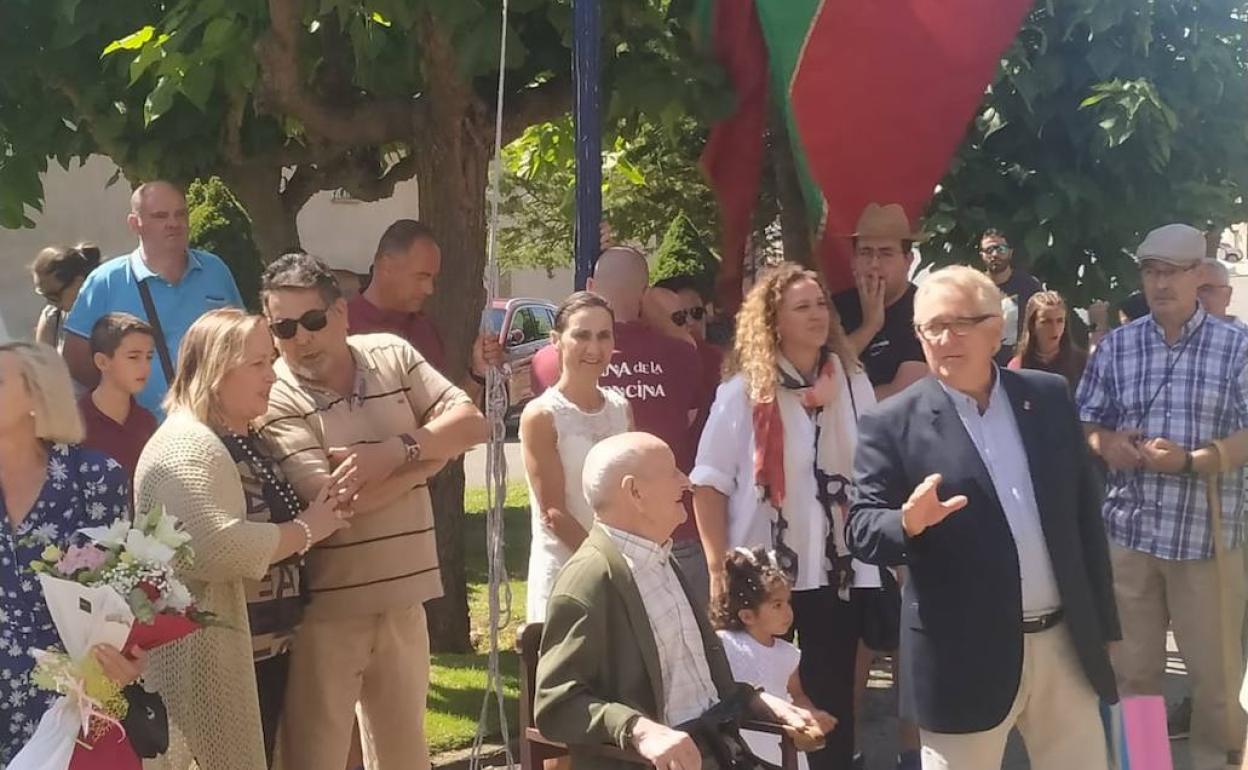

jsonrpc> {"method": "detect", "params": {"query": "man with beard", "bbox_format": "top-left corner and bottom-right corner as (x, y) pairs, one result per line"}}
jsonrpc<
(979, 229), (1043, 366)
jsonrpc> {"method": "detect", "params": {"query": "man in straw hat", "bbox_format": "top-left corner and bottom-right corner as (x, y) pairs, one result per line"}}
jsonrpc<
(831, 202), (926, 769)
(833, 203), (928, 402)
(1077, 223), (1248, 769)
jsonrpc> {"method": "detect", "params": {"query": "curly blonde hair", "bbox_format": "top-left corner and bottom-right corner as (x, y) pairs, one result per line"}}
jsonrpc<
(727, 263), (858, 404)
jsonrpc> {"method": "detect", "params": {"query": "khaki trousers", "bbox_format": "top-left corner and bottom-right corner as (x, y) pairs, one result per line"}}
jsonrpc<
(1111, 544), (1247, 770)
(280, 605), (431, 770)
(919, 624), (1107, 770)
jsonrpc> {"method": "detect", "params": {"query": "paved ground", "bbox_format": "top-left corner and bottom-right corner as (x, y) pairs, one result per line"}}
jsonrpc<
(464, 437), (524, 488)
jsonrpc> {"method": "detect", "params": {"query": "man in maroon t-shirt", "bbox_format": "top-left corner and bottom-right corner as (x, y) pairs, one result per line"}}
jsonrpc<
(530, 247), (708, 605)
(347, 219), (501, 398)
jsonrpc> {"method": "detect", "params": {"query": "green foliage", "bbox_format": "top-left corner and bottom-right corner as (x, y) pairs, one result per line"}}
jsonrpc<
(499, 116), (718, 272)
(187, 177), (262, 310)
(924, 0), (1248, 305)
(650, 212), (718, 294)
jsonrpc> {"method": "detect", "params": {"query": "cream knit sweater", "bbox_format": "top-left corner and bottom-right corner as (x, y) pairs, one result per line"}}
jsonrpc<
(135, 411), (281, 770)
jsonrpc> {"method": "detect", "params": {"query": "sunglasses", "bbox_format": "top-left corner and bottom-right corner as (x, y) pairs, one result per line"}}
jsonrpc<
(269, 308), (330, 340)
(36, 285), (66, 306)
(981, 244), (1010, 256)
(670, 306), (706, 326)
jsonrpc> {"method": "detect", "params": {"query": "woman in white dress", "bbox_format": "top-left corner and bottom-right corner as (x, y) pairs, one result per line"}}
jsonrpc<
(692, 263), (875, 770)
(521, 291), (632, 622)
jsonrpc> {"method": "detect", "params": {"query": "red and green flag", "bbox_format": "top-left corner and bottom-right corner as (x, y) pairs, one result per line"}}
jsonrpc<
(699, 0), (1034, 311)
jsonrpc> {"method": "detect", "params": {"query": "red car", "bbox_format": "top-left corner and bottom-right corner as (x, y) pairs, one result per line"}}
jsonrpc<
(484, 297), (558, 418)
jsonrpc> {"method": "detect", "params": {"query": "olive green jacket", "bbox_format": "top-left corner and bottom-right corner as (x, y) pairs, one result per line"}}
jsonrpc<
(533, 526), (746, 769)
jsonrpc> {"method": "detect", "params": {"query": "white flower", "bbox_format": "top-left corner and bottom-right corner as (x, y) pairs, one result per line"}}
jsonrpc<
(125, 529), (177, 565)
(138, 506), (192, 551)
(86, 502), (108, 521)
(47, 458), (68, 483)
(81, 518), (131, 548)
(162, 579), (194, 612)
(33, 523), (59, 542)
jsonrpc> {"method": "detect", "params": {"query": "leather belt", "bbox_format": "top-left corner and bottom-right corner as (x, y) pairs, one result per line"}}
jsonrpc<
(1021, 609), (1063, 634)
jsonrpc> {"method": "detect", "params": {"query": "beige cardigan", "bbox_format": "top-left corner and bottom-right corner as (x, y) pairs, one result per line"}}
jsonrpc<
(135, 411), (281, 770)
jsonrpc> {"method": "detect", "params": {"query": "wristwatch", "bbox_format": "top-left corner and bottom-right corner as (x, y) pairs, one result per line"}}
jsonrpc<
(399, 433), (423, 464)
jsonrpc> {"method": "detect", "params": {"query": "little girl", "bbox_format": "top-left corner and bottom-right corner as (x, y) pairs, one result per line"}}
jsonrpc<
(714, 547), (838, 769)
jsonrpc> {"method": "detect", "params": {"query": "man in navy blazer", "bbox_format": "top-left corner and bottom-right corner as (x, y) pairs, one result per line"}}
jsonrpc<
(848, 266), (1120, 770)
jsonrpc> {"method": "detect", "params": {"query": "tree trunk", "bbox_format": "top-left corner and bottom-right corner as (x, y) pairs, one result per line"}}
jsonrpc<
(222, 164), (303, 261)
(770, 119), (814, 270)
(415, 114), (492, 654)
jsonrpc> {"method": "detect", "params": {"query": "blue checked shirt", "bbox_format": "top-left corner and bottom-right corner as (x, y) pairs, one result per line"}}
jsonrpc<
(1076, 306), (1248, 560)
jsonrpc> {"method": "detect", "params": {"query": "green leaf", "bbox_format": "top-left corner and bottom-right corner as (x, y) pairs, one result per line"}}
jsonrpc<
(129, 43), (165, 85)
(201, 17), (238, 52)
(370, 11), (392, 27)
(128, 587), (157, 624)
(103, 25), (155, 56)
(144, 75), (178, 125)
(179, 64), (216, 112)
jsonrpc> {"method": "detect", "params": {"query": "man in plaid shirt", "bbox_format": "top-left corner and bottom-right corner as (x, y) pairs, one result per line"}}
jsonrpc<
(1077, 223), (1248, 769)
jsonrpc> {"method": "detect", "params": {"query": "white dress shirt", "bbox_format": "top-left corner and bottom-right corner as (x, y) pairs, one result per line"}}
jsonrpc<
(939, 373), (1062, 615)
(599, 523), (720, 725)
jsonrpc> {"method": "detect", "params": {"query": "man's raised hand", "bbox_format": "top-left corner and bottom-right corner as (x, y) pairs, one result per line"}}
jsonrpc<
(901, 473), (967, 537)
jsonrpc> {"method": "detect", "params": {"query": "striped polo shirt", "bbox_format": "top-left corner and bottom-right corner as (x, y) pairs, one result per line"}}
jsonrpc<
(258, 333), (471, 620)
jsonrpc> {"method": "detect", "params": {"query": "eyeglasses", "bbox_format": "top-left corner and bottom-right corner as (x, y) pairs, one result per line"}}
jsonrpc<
(914, 314), (998, 341)
(269, 308), (330, 339)
(670, 306), (706, 327)
(1198, 283), (1231, 294)
(1141, 264), (1196, 281)
(980, 244), (1010, 256)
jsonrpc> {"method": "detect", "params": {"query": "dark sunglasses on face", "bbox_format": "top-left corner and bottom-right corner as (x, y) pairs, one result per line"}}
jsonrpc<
(269, 308), (330, 339)
(35, 285), (65, 305)
(670, 306), (706, 326)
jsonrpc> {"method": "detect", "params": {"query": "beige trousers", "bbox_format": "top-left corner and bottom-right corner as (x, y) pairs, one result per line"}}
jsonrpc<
(280, 605), (431, 770)
(919, 623), (1107, 770)
(1111, 545), (1246, 770)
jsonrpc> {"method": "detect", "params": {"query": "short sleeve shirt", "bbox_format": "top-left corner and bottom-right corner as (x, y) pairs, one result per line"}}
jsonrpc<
(258, 333), (473, 620)
(78, 394), (157, 482)
(346, 294), (447, 371)
(65, 248), (244, 416)
(832, 285), (924, 387)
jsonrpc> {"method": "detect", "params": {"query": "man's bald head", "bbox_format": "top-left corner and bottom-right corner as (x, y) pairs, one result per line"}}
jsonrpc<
(583, 431), (690, 543)
(130, 180), (185, 215)
(588, 247), (649, 322)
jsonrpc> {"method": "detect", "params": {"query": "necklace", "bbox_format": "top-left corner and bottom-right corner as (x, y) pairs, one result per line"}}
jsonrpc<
(221, 429), (303, 523)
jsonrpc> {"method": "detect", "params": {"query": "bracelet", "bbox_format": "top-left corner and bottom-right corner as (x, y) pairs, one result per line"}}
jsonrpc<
(293, 518), (313, 555)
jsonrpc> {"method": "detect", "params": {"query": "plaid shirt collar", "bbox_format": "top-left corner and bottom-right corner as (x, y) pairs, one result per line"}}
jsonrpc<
(598, 522), (673, 571)
(1143, 304), (1208, 347)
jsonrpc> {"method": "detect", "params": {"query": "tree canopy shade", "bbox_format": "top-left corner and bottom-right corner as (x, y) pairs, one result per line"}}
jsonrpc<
(923, 0), (1248, 304)
(650, 213), (719, 296)
(0, 0), (721, 651)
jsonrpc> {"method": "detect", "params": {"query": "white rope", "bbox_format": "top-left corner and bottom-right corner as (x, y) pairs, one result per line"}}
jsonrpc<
(471, 0), (515, 764)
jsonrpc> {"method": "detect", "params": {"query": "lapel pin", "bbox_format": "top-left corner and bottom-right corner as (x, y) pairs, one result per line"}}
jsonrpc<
(1023, 400), (1032, 411)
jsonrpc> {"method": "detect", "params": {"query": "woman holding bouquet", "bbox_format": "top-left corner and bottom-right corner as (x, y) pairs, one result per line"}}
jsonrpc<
(0, 342), (140, 765)
(136, 309), (358, 770)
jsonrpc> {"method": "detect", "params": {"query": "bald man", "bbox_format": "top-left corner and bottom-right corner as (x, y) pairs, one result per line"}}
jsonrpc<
(530, 249), (710, 605)
(534, 432), (821, 770)
(63, 180), (243, 416)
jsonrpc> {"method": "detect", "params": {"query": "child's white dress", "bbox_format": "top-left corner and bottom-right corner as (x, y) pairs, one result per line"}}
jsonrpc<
(717, 629), (811, 770)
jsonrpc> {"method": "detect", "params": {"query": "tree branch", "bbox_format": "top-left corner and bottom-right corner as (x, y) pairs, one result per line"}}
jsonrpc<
(501, 75), (574, 145)
(341, 153), (419, 202)
(256, 0), (424, 147)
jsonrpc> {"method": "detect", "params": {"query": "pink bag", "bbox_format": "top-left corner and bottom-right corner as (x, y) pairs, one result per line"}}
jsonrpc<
(1103, 696), (1173, 770)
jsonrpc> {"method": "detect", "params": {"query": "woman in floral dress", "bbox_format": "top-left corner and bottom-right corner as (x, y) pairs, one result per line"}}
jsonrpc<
(0, 342), (138, 764)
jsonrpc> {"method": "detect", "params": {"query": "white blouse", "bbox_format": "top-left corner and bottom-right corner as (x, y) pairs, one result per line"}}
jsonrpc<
(690, 365), (877, 592)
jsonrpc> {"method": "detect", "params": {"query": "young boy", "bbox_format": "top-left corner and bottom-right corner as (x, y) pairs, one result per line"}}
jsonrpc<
(79, 312), (159, 480)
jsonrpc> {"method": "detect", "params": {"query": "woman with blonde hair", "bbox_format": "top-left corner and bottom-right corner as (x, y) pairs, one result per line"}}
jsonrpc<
(692, 263), (875, 770)
(1008, 290), (1087, 393)
(136, 308), (359, 770)
(0, 343), (140, 764)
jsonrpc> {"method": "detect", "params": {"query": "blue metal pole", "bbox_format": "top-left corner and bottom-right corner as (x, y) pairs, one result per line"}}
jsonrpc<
(572, 0), (602, 290)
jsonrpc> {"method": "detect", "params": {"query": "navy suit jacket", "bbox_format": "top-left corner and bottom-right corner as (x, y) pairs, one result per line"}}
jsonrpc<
(848, 369), (1120, 734)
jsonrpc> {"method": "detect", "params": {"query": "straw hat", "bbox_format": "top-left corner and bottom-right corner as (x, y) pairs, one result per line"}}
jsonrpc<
(850, 203), (926, 242)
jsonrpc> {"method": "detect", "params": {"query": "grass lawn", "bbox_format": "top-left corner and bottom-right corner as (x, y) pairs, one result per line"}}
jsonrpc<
(427, 481), (531, 755)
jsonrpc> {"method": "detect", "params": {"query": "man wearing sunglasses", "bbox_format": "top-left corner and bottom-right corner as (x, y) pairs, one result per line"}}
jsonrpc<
(256, 253), (488, 770)
(62, 181), (243, 417)
(979, 229), (1043, 366)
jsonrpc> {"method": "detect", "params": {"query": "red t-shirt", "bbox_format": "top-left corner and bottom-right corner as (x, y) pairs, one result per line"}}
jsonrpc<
(347, 294), (447, 371)
(78, 394), (158, 482)
(531, 321), (704, 540)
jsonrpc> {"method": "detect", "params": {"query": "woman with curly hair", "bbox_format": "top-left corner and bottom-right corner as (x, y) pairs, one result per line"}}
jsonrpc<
(1007, 291), (1087, 393)
(692, 263), (874, 770)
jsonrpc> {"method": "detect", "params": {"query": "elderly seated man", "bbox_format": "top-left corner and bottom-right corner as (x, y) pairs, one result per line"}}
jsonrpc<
(534, 432), (822, 770)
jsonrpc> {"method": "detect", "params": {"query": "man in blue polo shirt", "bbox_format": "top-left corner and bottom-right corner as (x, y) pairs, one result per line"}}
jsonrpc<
(63, 180), (243, 417)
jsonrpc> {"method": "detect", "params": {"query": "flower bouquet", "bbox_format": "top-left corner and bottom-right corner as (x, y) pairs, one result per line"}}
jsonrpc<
(9, 506), (214, 770)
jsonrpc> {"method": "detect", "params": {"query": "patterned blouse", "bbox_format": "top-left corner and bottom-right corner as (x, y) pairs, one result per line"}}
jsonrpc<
(0, 444), (130, 765)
